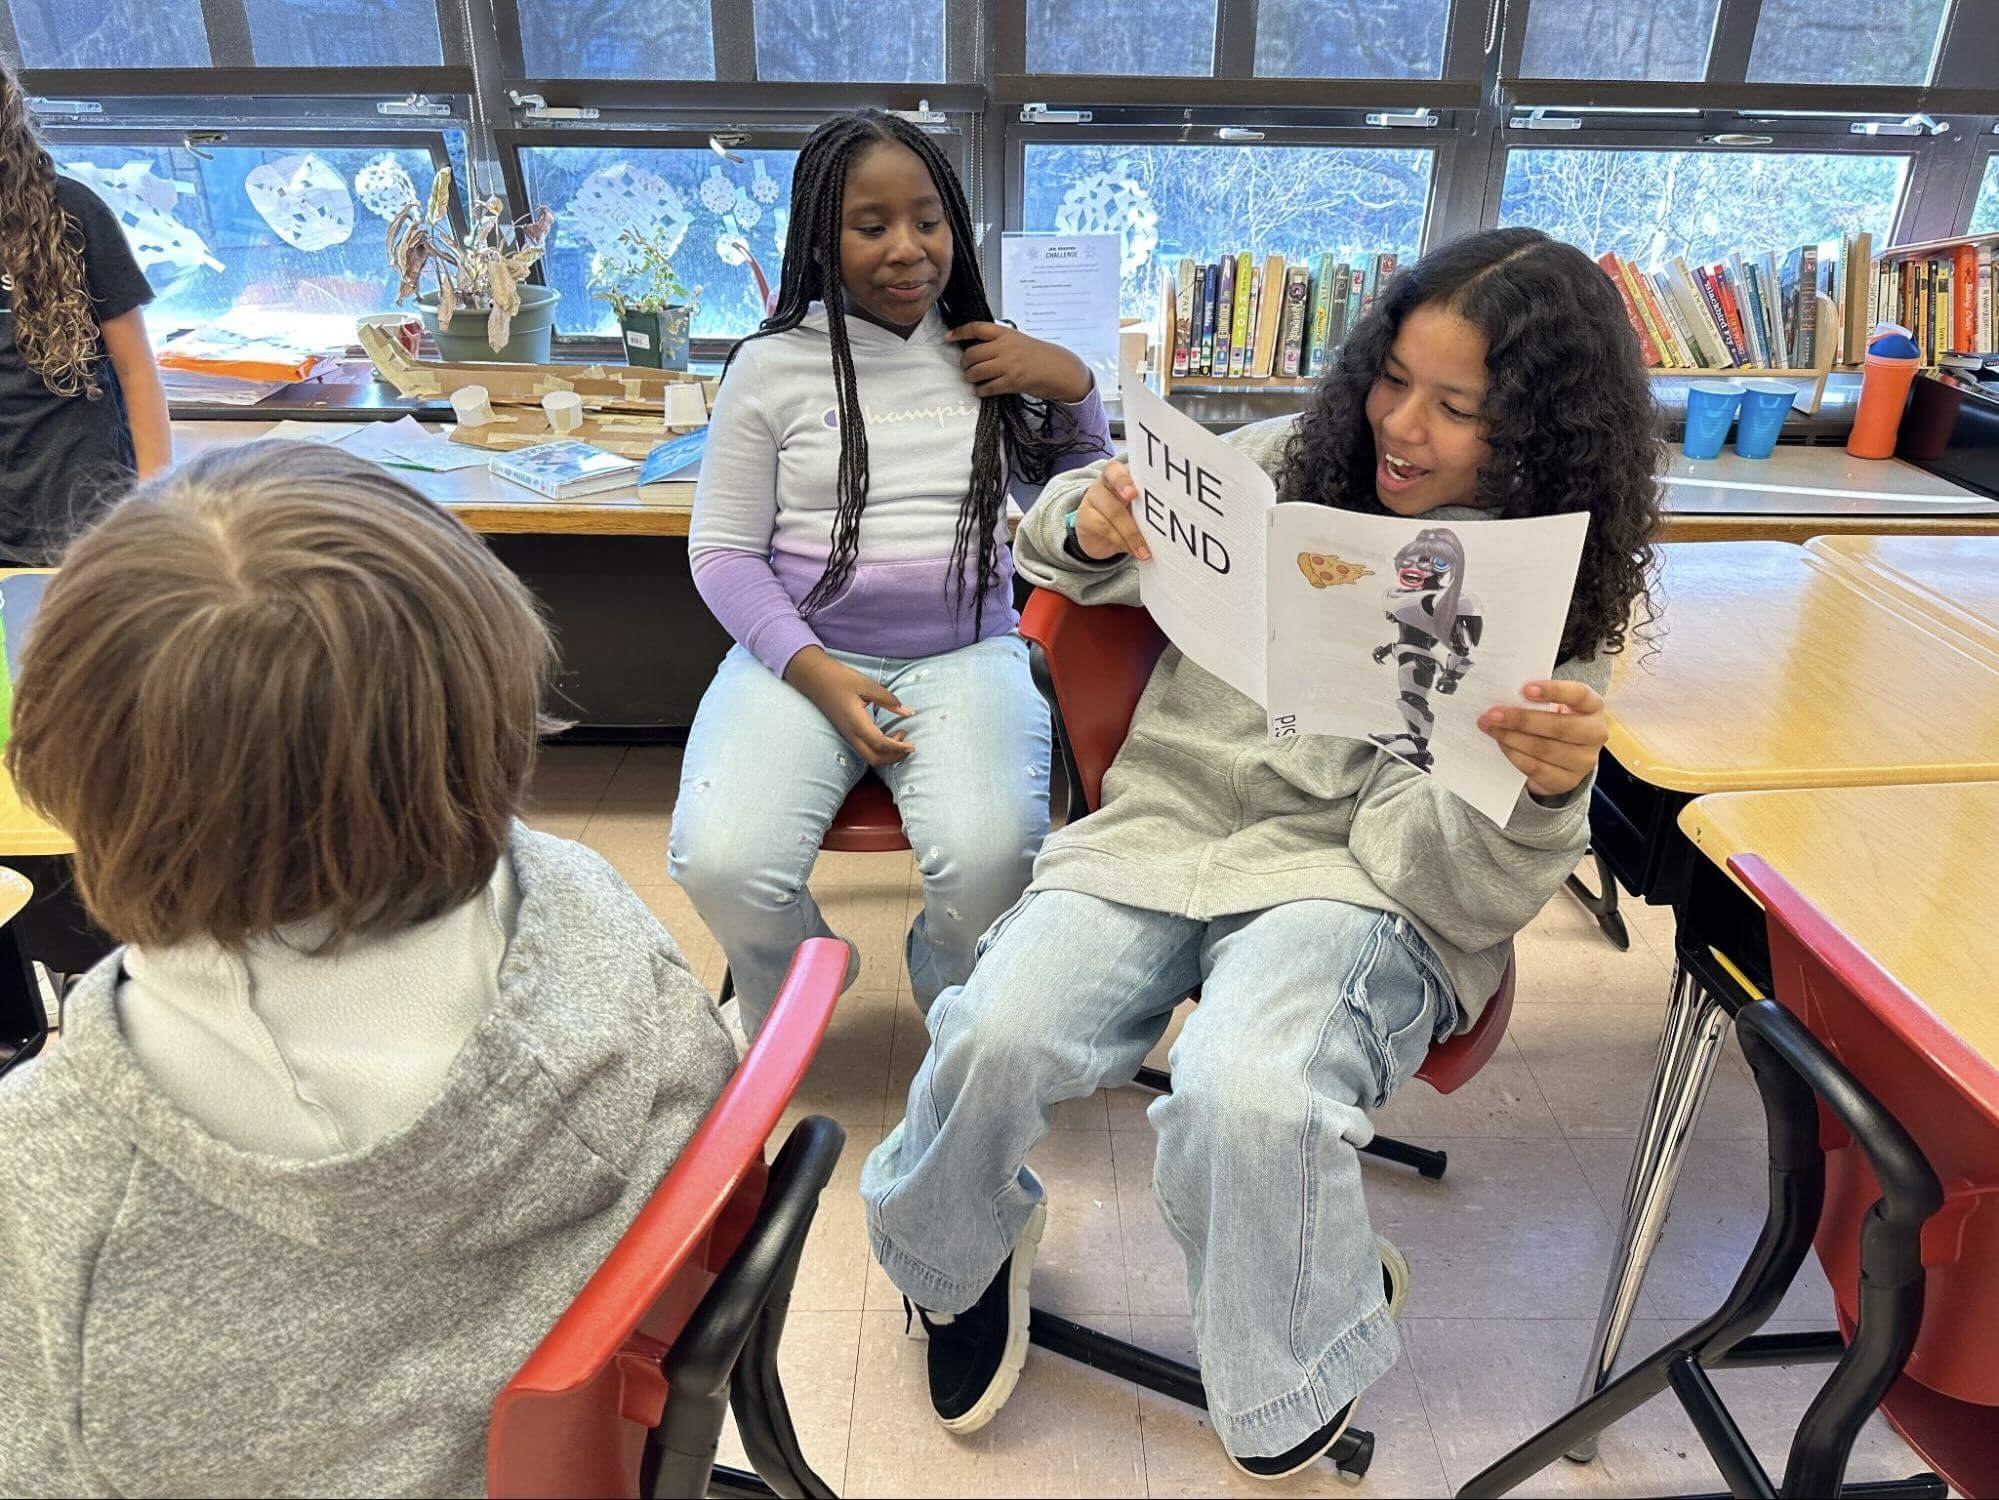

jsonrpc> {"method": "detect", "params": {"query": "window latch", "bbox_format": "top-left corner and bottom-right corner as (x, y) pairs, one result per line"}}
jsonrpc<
(27, 96), (102, 116)
(1365, 108), (1439, 128)
(378, 93), (451, 118)
(710, 133), (749, 163)
(1850, 113), (1946, 138)
(890, 100), (947, 126)
(510, 91), (600, 122)
(1510, 107), (1582, 131)
(1020, 103), (1093, 125)
(1217, 126), (1266, 142)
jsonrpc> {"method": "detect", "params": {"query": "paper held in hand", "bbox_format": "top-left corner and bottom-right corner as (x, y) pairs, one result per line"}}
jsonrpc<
(1121, 375), (1589, 826)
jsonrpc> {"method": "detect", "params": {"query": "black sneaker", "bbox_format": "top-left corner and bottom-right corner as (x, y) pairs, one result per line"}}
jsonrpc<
(906, 1199), (1047, 1434)
(1228, 1237), (1409, 1481)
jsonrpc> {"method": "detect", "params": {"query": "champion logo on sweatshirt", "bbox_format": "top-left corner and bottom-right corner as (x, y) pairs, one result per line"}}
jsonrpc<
(820, 399), (979, 430)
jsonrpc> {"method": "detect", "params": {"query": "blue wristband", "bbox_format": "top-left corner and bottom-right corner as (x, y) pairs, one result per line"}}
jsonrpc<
(1064, 509), (1081, 531)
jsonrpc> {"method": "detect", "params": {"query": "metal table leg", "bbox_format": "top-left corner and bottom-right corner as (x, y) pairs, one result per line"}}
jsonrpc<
(1566, 965), (1733, 1463)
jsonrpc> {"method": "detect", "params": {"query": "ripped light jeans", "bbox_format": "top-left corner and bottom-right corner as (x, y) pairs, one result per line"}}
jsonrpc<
(669, 635), (1051, 1035)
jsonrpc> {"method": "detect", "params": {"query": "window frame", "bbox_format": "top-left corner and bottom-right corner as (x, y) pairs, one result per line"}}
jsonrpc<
(1499, 0), (1997, 114)
(991, 0), (1490, 108)
(1, 0), (473, 96)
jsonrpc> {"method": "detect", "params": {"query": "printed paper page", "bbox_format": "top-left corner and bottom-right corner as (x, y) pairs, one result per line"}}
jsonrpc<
(1266, 505), (1589, 826)
(1001, 233), (1124, 399)
(1122, 375), (1274, 703)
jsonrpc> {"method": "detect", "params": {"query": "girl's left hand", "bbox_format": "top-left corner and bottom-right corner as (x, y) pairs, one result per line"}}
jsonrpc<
(947, 322), (1094, 404)
(1478, 679), (1608, 800)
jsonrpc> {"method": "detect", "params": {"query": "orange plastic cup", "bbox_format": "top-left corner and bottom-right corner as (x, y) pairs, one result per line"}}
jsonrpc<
(1847, 351), (1921, 459)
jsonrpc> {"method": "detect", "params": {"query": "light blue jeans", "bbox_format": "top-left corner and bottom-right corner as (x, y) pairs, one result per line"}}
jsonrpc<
(862, 890), (1456, 1460)
(669, 635), (1050, 1035)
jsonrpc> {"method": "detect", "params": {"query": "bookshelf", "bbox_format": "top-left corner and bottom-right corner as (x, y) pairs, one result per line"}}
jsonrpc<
(1643, 292), (1846, 414)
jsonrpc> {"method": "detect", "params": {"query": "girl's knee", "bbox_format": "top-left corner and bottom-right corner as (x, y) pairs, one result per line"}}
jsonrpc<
(669, 815), (810, 916)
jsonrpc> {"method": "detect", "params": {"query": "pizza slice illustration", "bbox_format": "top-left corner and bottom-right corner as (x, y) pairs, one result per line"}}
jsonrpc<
(1297, 552), (1374, 589)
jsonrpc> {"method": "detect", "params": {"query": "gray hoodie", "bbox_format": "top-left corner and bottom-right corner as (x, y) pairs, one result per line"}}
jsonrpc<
(0, 825), (737, 1498)
(1015, 415), (1612, 1021)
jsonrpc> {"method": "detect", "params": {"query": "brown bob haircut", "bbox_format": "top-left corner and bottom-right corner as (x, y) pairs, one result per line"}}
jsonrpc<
(6, 440), (556, 950)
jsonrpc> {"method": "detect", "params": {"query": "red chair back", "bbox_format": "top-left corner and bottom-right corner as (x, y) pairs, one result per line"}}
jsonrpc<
(1018, 586), (1511, 1091)
(1733, 854), (1999, 1493)
(487, 938), (850, 1498)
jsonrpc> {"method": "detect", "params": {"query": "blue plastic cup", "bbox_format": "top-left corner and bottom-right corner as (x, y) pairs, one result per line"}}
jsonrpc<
(1682, 380), (1745, 461)
(1732, 379), (1797, 460)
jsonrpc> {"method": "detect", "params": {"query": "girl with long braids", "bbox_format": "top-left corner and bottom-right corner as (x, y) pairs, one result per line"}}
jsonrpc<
(865, 228), (1662, 1474)
(671, 110), (1110, 1041)
(0, 58), (169, 563)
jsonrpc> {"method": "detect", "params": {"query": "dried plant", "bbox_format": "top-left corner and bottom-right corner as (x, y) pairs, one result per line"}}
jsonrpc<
(388, 167), (556, 351)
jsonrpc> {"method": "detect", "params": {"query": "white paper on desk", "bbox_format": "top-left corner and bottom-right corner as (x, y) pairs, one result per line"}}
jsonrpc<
(340, 415), (493, 472)
(265, 420), (371, 444)
(1000, 233), (1123, 400)
(1265, 506), (1589, 826)
(1122, 372), (1273, 702)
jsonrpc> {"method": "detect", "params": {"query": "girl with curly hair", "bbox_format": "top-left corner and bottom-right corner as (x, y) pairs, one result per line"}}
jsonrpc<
(0, 58), (169, 564)
(863, 227), (1661, 1476)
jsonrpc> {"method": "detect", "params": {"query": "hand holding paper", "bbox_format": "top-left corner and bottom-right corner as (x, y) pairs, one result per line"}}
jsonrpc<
(1478, 678), (1608, 800)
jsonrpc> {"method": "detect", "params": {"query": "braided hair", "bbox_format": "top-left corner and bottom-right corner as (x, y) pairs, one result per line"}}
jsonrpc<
(731, 110), (1107, 635)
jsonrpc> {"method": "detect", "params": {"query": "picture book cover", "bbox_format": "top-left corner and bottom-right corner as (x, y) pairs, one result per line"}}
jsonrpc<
(492, 440), (639, 498)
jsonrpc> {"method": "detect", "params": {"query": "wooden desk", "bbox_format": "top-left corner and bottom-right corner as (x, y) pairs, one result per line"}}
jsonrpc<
(1680, 783), (1999, 1078)
(1606, 542), (1999, 799)
(1658, 446), (1999, 543)
(0, 570), (71, 857)
(173, 421), (698, 538)
(1803, 533), (1999, 653)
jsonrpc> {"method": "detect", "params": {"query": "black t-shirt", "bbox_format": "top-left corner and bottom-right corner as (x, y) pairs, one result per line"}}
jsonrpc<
(0, 176), (155, 564)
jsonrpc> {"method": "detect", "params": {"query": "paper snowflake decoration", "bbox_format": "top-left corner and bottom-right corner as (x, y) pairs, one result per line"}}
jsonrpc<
(716, 232), (748, 266)
(750, 158), (782, 205)
(62, 159), (224, 277)
(1052, 171), (1159, 278)
(699, 165), (738, 215)
(354, 153), (419, 221)
(244, 153), (355, 253)
(564, 162), (691, 257)
(731, 188), (762, 229)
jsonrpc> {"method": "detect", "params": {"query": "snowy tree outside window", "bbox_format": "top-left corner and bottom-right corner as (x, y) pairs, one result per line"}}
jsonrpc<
(1021, 144), (1432, 321)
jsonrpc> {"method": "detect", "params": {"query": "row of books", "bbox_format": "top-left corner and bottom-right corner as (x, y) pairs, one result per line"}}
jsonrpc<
(1879, 243), (1998, 367)
(1164, 252), (1399, 381)
(1596, 236), (1872, 374)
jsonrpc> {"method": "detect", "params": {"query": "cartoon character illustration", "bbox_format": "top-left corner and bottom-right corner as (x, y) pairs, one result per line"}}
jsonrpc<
(1296, 552), (1373, 589)
(1369, 527), (1479, 772)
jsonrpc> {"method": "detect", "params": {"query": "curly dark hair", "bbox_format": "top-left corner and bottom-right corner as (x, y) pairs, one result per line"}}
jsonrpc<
(1276, 227), (1662, 661)
(730, 109), (1105, 636)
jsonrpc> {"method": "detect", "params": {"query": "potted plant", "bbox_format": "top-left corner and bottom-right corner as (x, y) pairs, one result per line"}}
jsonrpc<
(591, 228), (699, 371)
(388, 168), (559, 363)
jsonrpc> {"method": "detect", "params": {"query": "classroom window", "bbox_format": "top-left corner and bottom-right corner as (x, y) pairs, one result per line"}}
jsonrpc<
(1253, 0), (1451, 79)
(58, 142), (445, 346)
(7, 0), (210, 68)
(514, 0), (716, 79)
(1498, 148), (1909, 268)
(517, 146), (797, 341)
(1744, 0), (1948, 87)
(1020, 142), (1432, 320)
(241, 0), (447, 68)
(1970, 156), (1999, 238)
(1026, 0), (1216, 76)
(1515, 0), (1720, 82)
(754, 0), (947, 81)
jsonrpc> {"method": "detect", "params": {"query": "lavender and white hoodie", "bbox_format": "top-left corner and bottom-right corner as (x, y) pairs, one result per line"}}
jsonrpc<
(689, 303), (1111, 675)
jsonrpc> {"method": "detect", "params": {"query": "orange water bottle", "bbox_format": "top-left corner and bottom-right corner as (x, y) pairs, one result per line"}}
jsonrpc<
(1847, 324), (1922, 460)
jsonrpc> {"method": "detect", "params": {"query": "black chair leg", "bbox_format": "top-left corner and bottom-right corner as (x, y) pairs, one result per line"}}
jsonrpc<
(1564, 845), (1631, 950)
(1028, 1309), (1376, 1481)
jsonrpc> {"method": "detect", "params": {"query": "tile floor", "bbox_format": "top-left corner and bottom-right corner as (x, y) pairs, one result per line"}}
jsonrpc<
(528, 744), (1928, 1499)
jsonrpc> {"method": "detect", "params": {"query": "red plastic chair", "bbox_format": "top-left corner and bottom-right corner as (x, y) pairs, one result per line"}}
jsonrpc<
(1019, 588), (1517, 1179)
(488, 937), (850, 1500)
(1732, 853), (1999, 1498)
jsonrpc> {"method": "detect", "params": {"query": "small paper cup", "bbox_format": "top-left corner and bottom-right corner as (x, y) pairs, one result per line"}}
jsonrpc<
(542, 390), (584, 435)
(449, 384), (494, 428)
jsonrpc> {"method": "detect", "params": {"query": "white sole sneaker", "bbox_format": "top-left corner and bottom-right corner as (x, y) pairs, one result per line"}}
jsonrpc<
(940, 1198), (1047, 1435)
(1378, 1235), (1410, 1322)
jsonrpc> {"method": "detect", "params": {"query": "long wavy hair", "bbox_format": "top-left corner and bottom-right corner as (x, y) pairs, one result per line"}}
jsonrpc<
(1277, 227), (1661, 661)
(0, 58), (105, 399)
(731, 110), (1107, 634)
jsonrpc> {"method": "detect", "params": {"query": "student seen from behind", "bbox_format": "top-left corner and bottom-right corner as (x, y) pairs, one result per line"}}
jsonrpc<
(0, 442), (736, 1497)
(0, 57), (169, 564)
